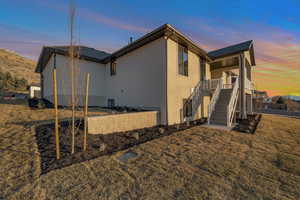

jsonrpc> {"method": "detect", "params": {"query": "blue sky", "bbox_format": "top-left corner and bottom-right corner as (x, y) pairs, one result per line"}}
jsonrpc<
(0, 0), (300, 96)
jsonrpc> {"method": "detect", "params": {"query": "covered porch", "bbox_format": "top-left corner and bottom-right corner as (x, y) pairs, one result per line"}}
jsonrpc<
(208, 40), (256, 119)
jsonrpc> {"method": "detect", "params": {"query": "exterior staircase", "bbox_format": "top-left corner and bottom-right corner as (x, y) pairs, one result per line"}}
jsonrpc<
(208, 76), (239, 127)
(209, 89), (233, 126)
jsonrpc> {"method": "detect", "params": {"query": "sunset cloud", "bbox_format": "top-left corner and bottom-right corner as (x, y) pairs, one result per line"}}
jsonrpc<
(1, 0), (299, 96)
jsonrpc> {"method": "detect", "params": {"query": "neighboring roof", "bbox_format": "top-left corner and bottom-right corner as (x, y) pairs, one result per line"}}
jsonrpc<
(102, 24), (211, 63)
(35, 46), (110, 73)
(208, 40), (255, 66)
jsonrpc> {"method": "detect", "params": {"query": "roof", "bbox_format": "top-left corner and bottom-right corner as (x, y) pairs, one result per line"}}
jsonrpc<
(35, 46), (110, 73)
(35, 24), (256, 73)
(208, 40), (255, 65)
(102, 24), (211, 63)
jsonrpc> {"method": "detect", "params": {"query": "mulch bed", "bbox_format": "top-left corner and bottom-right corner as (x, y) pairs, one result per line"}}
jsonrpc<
(34, 119), (206, 174)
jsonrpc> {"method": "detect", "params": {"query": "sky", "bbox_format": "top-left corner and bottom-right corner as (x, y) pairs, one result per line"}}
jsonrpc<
(0, 0), (299, 96)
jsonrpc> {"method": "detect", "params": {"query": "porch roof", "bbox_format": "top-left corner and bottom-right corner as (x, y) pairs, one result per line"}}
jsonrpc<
(208, 40), (255, 66)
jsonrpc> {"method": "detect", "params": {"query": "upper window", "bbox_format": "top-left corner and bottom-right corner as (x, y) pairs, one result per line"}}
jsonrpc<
(178, 45), (188, 76)
(200, 57), (206, 81)
(110, 61), (116, 76)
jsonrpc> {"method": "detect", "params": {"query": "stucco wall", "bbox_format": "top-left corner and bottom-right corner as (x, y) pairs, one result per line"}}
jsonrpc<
(166, 39), (210, 125)
(88, 111), (159, 134)
(42, 54), (107, 106)
(105, 37), (167, 124)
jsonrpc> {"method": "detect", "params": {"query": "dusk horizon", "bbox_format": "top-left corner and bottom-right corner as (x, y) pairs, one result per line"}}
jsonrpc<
(1, 0), (299, 96)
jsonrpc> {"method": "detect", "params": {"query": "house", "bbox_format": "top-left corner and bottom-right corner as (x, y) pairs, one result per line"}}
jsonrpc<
(35, 24), (255, 127)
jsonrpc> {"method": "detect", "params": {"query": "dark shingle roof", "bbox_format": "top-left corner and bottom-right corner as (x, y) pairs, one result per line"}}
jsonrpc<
(208, 40), (253, 59)
(35, 46), (110, 73)
(52, 46), (110, 61)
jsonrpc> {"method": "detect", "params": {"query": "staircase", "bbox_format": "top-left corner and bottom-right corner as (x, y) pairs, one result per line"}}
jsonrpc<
(209, 89), (233, 126)
(208, 76), (239, 127)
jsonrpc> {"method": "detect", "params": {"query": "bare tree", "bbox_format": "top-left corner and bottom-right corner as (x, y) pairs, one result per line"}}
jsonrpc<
(69, 0), (76, 154)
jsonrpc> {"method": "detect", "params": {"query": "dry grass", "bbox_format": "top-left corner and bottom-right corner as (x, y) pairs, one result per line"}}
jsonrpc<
(0, 49), (39, 84)
(0, 102), (300, 200)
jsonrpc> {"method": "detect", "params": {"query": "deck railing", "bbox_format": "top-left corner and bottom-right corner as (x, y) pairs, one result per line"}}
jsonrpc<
(181, 80), (204, 122)
(245, 78), (253, 90)
(208, 79), (223, 124)
(227, 76), (239, 127)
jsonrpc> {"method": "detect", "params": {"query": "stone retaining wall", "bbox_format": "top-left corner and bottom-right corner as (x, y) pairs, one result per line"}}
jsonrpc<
(88, 111), (159, 134)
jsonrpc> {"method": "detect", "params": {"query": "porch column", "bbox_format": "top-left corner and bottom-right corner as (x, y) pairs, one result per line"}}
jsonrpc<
(239, 54), (247, 119)
(250, 93), (253, 114)
(246, 94), (253, 114)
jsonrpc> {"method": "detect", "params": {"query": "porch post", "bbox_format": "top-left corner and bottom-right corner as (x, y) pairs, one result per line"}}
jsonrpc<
(250, 92), (253, 114)
(239, 54), (247, 119)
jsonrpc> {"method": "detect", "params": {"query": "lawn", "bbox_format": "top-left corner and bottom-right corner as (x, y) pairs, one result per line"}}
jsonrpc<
(0, 102), (300, 200)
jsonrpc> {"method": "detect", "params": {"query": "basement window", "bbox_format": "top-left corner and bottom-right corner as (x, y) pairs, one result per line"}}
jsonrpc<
(110, 61), (116, 76)
(178, 45), (188, 76)
(107, 99), (115, 108)
(183, 99), (192, 117)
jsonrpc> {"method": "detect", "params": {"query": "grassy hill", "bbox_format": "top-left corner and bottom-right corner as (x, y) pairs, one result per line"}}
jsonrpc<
(0, 49), (39, 85)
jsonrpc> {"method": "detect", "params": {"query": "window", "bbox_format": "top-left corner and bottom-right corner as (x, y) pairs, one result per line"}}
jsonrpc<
(178, 45), (188, 76)
(183, 98), (192, 117)
(110, 61), (116, 76)
(107, 99), (115, 108)
(200, 57), (206, 81)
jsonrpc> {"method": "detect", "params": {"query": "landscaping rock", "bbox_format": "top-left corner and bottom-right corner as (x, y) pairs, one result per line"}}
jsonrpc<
(99, 143), (107, 152)
(158, 127), (165, 134)
(132, 132), (139, 140)
(186, 121), (190, 126)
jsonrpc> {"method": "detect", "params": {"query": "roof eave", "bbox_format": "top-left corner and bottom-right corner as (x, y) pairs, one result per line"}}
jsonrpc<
(102, 24), (212, 63)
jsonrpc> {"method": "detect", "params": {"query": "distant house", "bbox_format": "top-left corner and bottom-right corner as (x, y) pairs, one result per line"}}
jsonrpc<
(253, 90), (268, 100)
(35, 24), (256, 127)
(29, 83), (41, 98)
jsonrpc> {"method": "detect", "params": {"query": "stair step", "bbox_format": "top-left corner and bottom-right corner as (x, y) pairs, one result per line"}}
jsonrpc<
(211, 115), (227, 121)
(210, 120), (227, 126)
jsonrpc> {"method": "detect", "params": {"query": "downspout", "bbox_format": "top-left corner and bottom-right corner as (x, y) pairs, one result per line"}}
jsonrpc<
(53, 51), (57, 102)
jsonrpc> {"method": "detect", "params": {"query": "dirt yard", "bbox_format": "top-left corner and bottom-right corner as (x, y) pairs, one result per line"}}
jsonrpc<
(1, 102), (300, 200)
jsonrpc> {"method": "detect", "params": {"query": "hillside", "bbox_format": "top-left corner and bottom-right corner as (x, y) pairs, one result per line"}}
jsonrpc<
(0, 49), (39, 84)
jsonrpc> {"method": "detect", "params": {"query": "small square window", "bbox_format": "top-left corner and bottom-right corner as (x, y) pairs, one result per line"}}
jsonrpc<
(110, 61), (116, 76)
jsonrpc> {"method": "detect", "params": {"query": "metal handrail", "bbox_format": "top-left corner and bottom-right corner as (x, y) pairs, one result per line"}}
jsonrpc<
(227, 77), (239, 127)
(208, 79), (223, 124)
